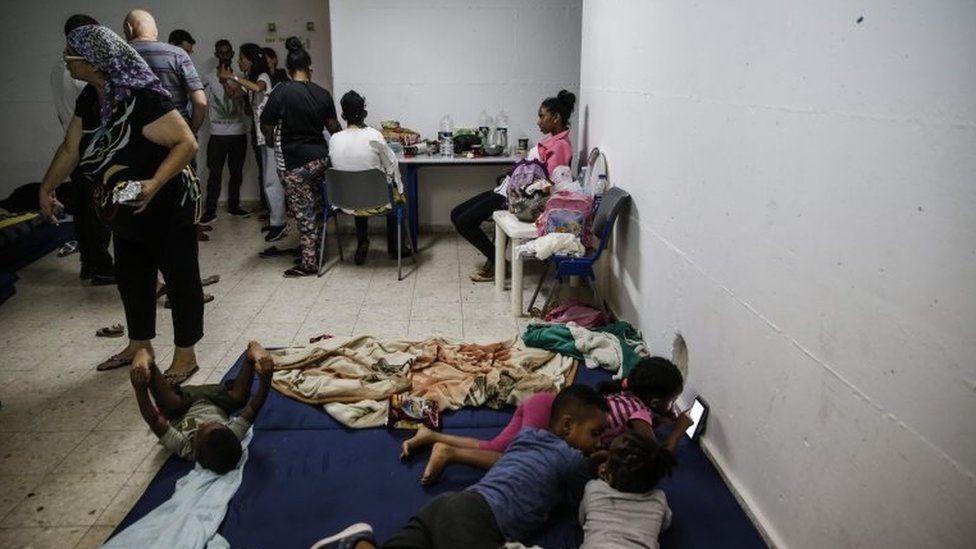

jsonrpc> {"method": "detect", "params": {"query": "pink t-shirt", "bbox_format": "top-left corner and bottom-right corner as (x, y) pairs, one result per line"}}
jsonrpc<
(601, 391), (654, 446)
(537, 129), (573, 174)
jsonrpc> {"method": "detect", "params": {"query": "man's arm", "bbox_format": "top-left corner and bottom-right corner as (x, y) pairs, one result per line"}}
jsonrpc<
(239, 357), (274, 423)
(324, 117), (342, 135)
(130, 365), (170, 437)
(188, 89), (207, 133)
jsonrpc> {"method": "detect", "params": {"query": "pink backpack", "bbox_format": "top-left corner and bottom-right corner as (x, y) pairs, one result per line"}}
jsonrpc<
(535, 190), (594, 246)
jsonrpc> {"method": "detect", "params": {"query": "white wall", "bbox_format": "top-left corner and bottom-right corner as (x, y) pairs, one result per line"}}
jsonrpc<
(0, 0), (332, 202)
(580, 1), (976, 547)
(330, 0), (581, 227)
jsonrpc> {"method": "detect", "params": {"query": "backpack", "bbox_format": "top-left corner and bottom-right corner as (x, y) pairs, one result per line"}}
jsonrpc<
(506, 159), (550, 221)
(535, 189), (594, 246)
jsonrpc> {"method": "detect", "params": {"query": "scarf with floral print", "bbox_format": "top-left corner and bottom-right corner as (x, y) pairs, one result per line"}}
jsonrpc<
(66, 25), (171, 127)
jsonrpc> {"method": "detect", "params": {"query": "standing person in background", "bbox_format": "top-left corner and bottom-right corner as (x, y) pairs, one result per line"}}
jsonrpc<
(51, 14), (115, 285)
(124, 10), (206, 136)
(168, 29), (195, 54)
(201, 40), (249, 223)
(224, 43), (287, 241)
(259, 37), (342, 277)
(263, 47), (289, 86)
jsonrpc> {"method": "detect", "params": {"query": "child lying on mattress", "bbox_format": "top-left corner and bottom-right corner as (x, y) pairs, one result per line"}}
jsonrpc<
(580, 431), (677, 549)
(400, 356), (693, 485)
(312, 385), (609, 549)
(129, 341), (273, 473)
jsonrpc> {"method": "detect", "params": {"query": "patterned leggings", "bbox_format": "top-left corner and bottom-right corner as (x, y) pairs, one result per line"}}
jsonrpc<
(281, 158), (328, 270)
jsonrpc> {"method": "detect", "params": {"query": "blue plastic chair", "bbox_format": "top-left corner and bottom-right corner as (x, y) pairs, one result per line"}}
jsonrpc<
(318, 169), (417, 280)
(528, 187), (631, 312)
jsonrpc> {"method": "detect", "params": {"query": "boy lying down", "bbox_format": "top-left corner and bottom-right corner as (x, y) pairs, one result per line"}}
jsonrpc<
(129, 341), (274, 473)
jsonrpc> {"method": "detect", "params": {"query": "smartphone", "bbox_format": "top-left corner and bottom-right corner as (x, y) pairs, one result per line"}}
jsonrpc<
(684, 396), (709, 441)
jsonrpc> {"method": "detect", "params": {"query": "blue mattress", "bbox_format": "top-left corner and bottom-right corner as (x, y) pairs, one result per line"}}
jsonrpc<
(113, 353), (766, 548)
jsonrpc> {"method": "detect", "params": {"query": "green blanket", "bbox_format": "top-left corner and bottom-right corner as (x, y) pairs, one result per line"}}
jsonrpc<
(522, 321), (647, 377)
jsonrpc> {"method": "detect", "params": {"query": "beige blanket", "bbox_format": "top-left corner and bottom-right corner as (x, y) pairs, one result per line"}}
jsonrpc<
(270, 335), (577, 428)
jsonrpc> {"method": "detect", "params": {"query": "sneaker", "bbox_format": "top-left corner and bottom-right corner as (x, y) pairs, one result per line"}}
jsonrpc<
(265, 225), (288, 242)
(228, 206), (250, 217)
(200, 210), (217, 224)
(310, 523), (374, 549)
(91, 274), (117, 286)
(469, 261), (494, 282)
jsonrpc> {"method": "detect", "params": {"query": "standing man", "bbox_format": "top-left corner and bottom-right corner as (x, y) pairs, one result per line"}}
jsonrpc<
(123, 10), (206, 137)
(201, 40), (249, 223)
(51, 14), (114, 285)
(168, 29), (195, 54)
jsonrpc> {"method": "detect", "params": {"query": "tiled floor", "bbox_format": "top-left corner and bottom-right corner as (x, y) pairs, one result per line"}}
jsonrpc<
(0, 216), (551, 548)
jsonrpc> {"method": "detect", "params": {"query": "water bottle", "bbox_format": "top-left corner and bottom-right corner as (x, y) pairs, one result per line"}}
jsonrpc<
(592, 174), (608, 211)
(579, 166), (590, 193)
(478, 110), (493, 148)
(495, 110), (509, 154)
(439, 115), (454, 157)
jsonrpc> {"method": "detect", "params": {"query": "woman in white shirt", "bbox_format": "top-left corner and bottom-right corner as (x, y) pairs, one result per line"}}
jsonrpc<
(223, 44), (288, 241)
(328, 90), (408, 265)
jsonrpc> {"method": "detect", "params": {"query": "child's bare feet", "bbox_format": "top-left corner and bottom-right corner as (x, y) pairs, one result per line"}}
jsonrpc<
(401, 424), (436, 460)
(247, 341), (275, 376)
(421, 442), (452, 485)
(129, 349), (153, 388)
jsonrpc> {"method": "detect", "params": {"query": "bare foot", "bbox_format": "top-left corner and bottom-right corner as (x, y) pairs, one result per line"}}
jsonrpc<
(422, 442), (453, 485)
(247, 340), (271, 364)
(401, 424), (437, 460)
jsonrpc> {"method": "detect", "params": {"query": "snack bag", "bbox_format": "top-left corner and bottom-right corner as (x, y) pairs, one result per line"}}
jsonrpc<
(387, 393), (441, 431)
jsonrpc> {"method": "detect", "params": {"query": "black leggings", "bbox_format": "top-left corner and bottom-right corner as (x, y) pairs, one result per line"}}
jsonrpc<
(73, 173), (113, 276)
(114, 223), (203, 347)
(205, 134), (247, 212)
(450, 190), (505, 262)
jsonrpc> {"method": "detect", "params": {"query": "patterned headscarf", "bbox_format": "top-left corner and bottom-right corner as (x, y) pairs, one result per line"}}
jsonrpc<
(66, 25), (171, 127)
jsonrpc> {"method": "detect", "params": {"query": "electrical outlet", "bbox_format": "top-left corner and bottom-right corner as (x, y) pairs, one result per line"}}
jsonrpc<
(306, 21), (315, 31)
(267, 22), (276, 33)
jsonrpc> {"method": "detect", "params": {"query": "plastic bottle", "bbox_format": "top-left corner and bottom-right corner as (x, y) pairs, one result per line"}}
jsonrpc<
(494, 110), (509, 154)
(592, 174), (608, 211)
(439, 115), (454, 157)
(478, 110), (493, 148)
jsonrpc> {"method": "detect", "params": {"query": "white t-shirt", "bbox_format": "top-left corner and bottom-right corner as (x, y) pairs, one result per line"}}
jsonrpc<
(579, 479), (672, 549)
(50, 63), (86, 131)
(205, 73), (247, 136)
(251, 73), (273, 145)
(328, 126), (403, 192)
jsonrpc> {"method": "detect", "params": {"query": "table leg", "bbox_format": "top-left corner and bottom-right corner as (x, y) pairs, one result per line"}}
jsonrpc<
(494, 223), (507, 292)
(406, 165), (419, 248)
(511, 238), (524, 316)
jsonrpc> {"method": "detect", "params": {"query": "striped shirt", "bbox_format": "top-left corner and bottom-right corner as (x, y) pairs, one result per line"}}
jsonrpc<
(601, 391), (654, 447)
(130, 41), (203, 121)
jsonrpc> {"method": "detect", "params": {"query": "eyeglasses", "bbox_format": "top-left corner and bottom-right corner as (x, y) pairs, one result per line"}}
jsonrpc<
(62, 54), (86, 65)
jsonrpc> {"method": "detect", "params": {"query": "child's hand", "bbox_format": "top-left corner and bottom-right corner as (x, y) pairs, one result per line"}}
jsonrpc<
(130, 363), (151, 389)
(675, 412), (694, 432)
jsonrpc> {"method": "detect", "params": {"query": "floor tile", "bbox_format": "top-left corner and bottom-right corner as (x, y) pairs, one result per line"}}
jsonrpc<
(2, 473), (129, 527)
(0, 475), (44, 522)
(0, 526), (87, 549)
(55, 431), (157, 474)
(74, 525), (115, 549)
(0, 432), (88, 476)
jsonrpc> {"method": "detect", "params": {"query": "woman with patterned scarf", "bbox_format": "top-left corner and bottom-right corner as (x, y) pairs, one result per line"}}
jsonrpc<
(38, 25), (204, 384)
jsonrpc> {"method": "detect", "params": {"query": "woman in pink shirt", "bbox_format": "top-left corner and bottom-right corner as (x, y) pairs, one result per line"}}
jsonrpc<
(451, 90), (576, 282)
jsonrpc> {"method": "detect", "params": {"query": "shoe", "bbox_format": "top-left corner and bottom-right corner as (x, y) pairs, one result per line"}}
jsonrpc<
(354, 239), (369, 265)
(260, 225), (271, 233)
(91, 274), (117, 286)
(388, 245), (414, 259)
(228, 206), (250, 217)
(198, 232), (210, 242)
(200, 210), (216, 224)
(283, 266), (317, 278)
(199, 224), (214, 232)
(310, 523), (374, 549)
(79, 265), (92, 280)
(265, 225), (288, 242)
(469, 261), (494, 282)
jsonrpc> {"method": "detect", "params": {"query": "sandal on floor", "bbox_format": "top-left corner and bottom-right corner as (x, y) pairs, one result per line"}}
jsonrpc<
(96, 354), (133, 371)
(95, 324), (125, 338)
(201, 274), (220, 286)
(155, 284), (167, 299)
(164, 365), (200, 386)
(164, 294), (214, 309)
(283, 266), (317, 278)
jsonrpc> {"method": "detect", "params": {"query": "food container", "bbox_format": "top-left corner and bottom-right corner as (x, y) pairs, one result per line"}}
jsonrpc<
(112, 180), (142, 204)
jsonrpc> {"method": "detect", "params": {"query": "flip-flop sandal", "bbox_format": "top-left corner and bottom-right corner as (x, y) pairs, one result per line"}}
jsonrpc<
(164, 365), (200, 386)
(155, 284), (167, 299)
(96, 354), (133, 371)
(95, 324), (125, 338)
(57, 241), (78, 257)
(201, 274), (220, 286)
(164, 294), (214, 309)
(199, 224), (214, 232)
(284, 266), (316, 278)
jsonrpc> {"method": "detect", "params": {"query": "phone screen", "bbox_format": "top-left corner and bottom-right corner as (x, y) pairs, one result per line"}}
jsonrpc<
(685, 397), (707, 439)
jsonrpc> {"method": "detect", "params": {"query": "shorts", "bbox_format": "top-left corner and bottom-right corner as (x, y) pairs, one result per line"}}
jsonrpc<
(382, 491), (504, 549)
(176, 380), (240, 415)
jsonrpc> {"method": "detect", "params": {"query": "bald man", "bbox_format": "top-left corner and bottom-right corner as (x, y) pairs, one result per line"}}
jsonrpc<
(124, 9), (206, 134)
